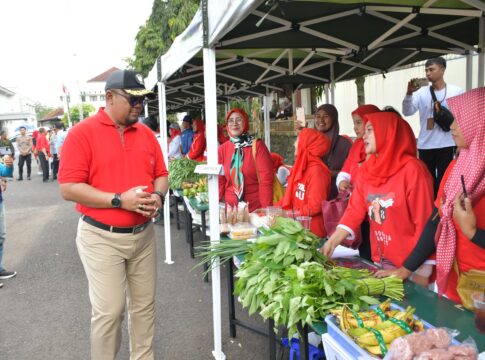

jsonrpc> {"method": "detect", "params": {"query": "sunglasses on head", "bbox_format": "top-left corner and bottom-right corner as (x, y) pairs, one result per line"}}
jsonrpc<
(111, 90), (146, 107)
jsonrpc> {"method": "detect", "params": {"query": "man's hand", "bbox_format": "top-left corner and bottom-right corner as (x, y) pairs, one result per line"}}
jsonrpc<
(406, 79), (420, 96)
(120, 186), (158, 218)
(453, 193), (477, 239)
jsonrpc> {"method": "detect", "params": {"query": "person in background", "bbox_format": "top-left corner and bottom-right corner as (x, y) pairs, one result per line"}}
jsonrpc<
(58, 69), (168, 359)
(336, 104), (380, 261)
(168, 122), (182, 161)
(269, 99), (278, 120)
(0, 131), (15, 159)
(376, 88), (485, 302)
(0, 154), (15, 288)
(16, 126), (32, 181)
(337, 104), (380, 192)
(36, 128), (50, 183)
(55, 122), (67, 162)
(322, 112), (434, 286)
(314, 104), (352, 199)
(219, 108), (273, 212)
(281, 129), (331, 238)
(402, 57), (464, 196)
(217, 124), (229, 145)
(180, 115), (194, 156)
(271, 152), (290, 188)
(49, 124), (60, 180)
(186, 119), (206, 162)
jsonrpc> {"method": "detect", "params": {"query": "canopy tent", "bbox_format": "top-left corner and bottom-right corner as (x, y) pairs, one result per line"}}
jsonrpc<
(147, 1), (485, 359)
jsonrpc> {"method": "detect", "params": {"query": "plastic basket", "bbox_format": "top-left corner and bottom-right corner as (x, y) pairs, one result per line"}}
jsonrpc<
(323, 303), (439, 360)
(281, 337), (325, 360)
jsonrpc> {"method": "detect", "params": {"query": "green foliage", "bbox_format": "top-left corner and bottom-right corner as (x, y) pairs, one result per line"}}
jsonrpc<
(35, 103), (54, 121)
(61, 103), (96, 126)
(126, 0), (200, 77)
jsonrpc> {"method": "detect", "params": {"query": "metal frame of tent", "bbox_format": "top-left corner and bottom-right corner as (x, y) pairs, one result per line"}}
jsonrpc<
(146, 1), (485, 359)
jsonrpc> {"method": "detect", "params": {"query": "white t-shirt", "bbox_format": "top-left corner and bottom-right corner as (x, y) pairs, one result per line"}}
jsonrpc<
(402, 84), (464, 150)
(168, 135), (182, 159)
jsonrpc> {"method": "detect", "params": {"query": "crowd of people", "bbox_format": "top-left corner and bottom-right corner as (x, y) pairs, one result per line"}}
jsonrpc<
(2, 56), (478, 358)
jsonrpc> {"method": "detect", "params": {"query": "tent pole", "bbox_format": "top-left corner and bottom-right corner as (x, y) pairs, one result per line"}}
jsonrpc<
(263, 94), (271, 149)
(330, 63), (335, 105)
(158, 81), (174, 265)
(478, 17), (484, 87)
(466, 52), (473, 91)
(325, 84), (330, 104)
(144, 102), (149, 118)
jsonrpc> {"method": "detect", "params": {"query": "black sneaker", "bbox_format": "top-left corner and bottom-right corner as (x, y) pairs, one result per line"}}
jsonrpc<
(17, 177), (23, 181)
(27, 176), (31, 180)
(0, 270), (17, 279)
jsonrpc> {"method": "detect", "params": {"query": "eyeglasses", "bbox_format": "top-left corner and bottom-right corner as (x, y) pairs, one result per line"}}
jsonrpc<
(227, 118), (243, 125)
(111, 90), (146, 107)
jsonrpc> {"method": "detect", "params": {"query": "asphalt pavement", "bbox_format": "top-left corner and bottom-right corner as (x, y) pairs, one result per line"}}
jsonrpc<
(0, 162), (279, 360)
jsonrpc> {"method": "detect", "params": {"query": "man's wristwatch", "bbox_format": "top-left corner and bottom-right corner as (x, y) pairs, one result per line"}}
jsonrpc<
(152, 191), (165, 206)
(111, 193), (122, 208)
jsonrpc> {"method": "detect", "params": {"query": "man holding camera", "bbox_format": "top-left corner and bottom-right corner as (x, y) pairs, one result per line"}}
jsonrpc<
(0, 154), (15, 289)
(402, 57), (464, 195)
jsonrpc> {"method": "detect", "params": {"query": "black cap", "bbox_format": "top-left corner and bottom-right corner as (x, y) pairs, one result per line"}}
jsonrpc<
(182, 115), (193, 124)
(105, 70), (155, 99)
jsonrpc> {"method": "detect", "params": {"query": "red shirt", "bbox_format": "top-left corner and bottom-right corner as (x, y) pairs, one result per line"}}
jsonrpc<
(340, 159), (433, 267)
(36, 133), (49, 154)
(218, 140), (273, 212)
(286, 163), (330, 237)
(435, 160), (485, 303)
(187, 132), (206, 162)
(58, 109), (168, 227)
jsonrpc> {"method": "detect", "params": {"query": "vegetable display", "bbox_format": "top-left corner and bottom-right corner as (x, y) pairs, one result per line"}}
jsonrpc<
(168, 158), (206, 190)
(197, 217), (403, 336)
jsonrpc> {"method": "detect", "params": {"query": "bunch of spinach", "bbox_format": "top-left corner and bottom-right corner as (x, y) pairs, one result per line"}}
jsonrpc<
(168, 158), (205, 190)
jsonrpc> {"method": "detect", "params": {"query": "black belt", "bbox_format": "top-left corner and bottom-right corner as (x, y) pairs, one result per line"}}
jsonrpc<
(82, 215), (151, 234)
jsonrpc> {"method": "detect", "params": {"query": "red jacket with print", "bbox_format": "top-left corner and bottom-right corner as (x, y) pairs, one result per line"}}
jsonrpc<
(287, 163), (330, 237)
(339, 159), (433, 267)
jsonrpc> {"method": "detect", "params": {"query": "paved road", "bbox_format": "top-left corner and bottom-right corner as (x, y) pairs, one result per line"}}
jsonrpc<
(0, 163), (277, 360)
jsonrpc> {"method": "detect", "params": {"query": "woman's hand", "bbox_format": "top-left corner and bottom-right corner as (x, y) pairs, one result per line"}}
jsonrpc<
(319, 227), (349, 258)
(375, 267), (412, 280)
(453, 193), (477, 239)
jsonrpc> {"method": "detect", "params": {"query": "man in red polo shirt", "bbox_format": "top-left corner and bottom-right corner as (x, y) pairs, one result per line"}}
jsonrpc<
(58, 69), (168, 360)
(36, 127), (50, 182)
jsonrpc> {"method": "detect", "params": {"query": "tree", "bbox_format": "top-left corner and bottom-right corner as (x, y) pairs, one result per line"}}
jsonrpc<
(61, 103), (95, 127)
(126, 0), (200, 77)
(35, 103), (54, 121)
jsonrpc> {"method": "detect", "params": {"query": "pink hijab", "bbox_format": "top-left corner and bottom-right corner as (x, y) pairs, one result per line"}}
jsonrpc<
(435, 87), (485, 294)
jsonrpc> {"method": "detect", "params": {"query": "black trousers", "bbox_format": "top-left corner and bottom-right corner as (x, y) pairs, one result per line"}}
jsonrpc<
(38, 152), (49, 181)
(52, 154), (59, 179)
(18, 154), (32, 178)
(418, 146), (455, 197)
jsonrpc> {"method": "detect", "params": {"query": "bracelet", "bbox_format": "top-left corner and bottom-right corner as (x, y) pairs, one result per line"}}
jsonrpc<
(152, 191), (165, 205)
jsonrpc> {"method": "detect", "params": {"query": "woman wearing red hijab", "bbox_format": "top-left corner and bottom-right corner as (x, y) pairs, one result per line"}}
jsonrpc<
(187, 119), (206, 162)
(281, 128), (331, 238)
(218, 108), (273, 212)
(337, 104), (380, 191)
(322, 112), (434, 281)
(376, 88), (485, 302)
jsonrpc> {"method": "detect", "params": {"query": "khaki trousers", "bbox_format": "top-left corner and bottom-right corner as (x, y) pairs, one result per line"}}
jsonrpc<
(76, 218), (157, 360)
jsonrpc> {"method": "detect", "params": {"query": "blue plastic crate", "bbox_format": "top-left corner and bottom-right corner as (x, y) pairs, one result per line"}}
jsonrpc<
(324, 303), (449, 359)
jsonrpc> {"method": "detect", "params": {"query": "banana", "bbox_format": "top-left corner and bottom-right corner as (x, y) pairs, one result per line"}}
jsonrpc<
(365, 344), (389, 356)
(335, 300), (393, 330)
(356, 308), (415, 346)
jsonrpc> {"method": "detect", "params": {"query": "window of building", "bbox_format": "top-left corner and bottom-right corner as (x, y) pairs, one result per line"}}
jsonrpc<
(89, 95), (98, 102)
(100, 95), (105, 101)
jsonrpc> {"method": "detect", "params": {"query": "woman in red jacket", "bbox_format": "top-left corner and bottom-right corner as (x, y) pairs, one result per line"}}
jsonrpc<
(281, 128), (331, 238)
(336, 104), (380, 192)
(376, 88), (485, 302)
(322, 112), (434, 283)
(218, 108), (273, 212)
(187, 119), (206, 162)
